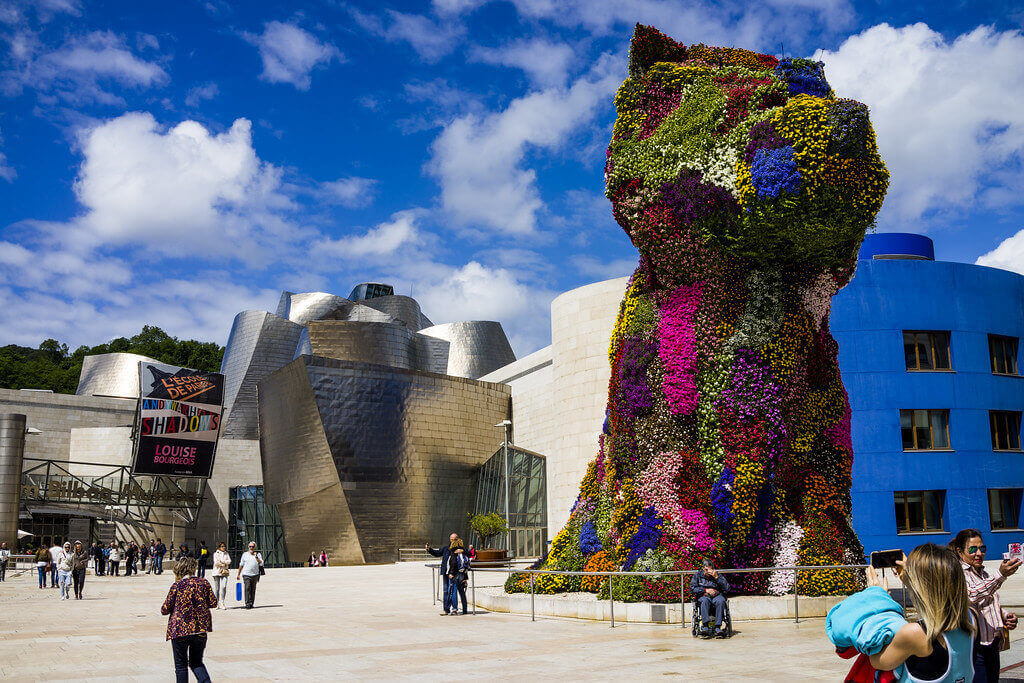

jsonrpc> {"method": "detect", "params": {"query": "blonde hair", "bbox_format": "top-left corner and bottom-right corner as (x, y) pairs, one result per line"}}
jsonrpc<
(174, 556), (197, 579)
(902, 543), (974, 643)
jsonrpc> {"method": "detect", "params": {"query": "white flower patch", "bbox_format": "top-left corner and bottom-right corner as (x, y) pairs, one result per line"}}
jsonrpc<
(801, 272), (838, 330)
(767, 520), (804, 595)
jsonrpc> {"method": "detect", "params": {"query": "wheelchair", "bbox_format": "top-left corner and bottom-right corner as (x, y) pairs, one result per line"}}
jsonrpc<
(690, 594), (733, 638)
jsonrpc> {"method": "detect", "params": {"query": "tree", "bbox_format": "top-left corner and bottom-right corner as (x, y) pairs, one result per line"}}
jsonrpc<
(469, 512), (509, 549)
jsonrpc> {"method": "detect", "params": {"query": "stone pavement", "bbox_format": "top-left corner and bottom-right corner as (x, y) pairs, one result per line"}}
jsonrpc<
(0, 562), (1022, 681)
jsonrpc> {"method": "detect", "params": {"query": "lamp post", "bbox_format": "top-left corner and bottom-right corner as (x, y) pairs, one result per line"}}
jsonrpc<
(495, 419), (512, 555)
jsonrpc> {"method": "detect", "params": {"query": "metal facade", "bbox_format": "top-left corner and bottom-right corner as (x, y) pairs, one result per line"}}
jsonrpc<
(258, 355), (511, 564)
(0, 413), (26, 548)
(76, 352), (160, 398)
(420, 321), (517, 379)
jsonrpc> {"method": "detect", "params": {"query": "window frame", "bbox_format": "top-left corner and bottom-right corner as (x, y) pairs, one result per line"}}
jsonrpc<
(988, 488), (1023, 531)
(988, 334), (1020, 376)
(900, 409), (952, 451)
(894, 490), (947, 534)
(903, 330), (953, 372)
(989, 410), (1023, 452)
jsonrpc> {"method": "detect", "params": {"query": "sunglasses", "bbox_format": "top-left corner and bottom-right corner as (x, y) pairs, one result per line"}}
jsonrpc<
(967, 545), (987, 554)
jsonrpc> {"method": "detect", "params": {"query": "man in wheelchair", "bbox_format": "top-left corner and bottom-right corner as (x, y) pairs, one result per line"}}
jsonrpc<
(691, 559), (730, 638)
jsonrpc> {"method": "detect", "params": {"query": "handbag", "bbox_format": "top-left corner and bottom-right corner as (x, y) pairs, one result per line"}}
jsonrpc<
(999, 626), (1010, 652)
(258, 564), (266, 576)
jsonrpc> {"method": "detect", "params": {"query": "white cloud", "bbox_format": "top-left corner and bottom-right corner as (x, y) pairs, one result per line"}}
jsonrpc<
(248, 21), (341, 90)
(55, 112), (299, 262)
(820, 23), (1024, 224)
(317, 176), (377, 208)
(314, 209), (422, 258)
(1, 30), (167, 104)
(428, 52), (622, 235)
(415, 261), (556, 354)
(470, 38), (577, 88)
(0, 129), (15, 181)
(976, 229), (1024, 274)
(352, 9), (465, 63)
(184, 82), (219, 108)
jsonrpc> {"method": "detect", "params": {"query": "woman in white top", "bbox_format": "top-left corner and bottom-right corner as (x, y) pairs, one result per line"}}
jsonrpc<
(211, 542), (232, 610)
(108, 542), (122, 576)
(56, 542), (74, 600)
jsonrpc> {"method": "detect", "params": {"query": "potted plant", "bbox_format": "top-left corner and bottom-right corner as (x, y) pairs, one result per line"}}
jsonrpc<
(469, 512), (509, 564)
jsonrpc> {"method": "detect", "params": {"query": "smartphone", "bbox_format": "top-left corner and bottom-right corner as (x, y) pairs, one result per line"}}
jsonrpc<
(870, 549), (903, 569)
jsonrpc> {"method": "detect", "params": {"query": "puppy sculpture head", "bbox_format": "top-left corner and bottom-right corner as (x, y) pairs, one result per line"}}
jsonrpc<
(606, 25), (888, 289)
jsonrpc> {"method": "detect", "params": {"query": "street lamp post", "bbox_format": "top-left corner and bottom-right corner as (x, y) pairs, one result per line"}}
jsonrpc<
(495, 420), (513, 555)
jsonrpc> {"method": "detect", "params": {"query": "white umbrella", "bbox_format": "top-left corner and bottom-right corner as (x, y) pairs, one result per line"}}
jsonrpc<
(17, 529), (32, 538)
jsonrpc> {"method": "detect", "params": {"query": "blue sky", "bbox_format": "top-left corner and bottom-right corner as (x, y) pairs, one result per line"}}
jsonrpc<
(1, 0), (1023, 356)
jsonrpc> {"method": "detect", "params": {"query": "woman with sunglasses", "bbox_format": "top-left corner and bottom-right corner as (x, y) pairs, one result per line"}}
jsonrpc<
(949, 529), (1020, 682)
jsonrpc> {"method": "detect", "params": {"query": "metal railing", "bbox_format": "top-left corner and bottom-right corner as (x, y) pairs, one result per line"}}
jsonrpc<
(429, 562), (869, 628)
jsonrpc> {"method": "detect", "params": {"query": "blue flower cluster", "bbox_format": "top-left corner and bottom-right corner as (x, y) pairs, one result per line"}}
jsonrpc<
(579, 521), (603, 554)
(711, 469), (736, 529)
(750, 147), (801, 200)
(623, 507), (663, 570)
(775, 58), (832, 98)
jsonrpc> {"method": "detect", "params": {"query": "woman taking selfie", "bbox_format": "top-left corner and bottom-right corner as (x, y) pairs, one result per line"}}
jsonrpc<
(949, 529), (1020, 682)
(828, 543), (975, 681)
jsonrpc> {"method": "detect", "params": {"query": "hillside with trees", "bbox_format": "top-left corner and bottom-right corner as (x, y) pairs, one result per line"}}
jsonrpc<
(0, 326), (224, 394)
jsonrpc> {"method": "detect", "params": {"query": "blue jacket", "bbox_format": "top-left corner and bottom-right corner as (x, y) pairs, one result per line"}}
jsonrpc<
(690, 569), (729, 598)
(427, 545), (453, 578)
(825, 586), (907, 656)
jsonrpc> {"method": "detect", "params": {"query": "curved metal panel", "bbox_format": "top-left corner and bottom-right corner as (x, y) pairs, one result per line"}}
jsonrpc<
(358, 295), (426, 330)
(257, 356), (511, 563)
(418, 321), (517, 379)
(76, 352), (160, 398)
(0, 413), (26, 549)
(305, 321), (448, 373)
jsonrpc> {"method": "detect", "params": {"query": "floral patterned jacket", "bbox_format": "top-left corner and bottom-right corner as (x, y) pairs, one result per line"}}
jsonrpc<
(160, 576), (217, 640)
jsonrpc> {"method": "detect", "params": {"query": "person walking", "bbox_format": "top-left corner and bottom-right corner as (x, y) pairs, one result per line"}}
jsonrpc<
(307, 551), (317, 567)
(90, 542), (104, 576)
(139, 541), (148, 573)
(108, 541), (121, 577)
(56, 541), (74, 600)
(34, 543), (49, 589)
(160, 556), (216, 683)
(211, 542), (231, 610)
(426, 533), (460, 615)
(445, 542), (470, 615)
(949, 529), (1020, 682)
(155, 538), (167, 575)
(125, 542), (138, 577)
(235, 542), (264, 609)
(146, 541), (156, 574)
(318, 549), (328, 567)
(0, 541), (9, 582)
(197, 541), (209, 579)
(48, 540), (62, 588)
(71, 540), (89, 599)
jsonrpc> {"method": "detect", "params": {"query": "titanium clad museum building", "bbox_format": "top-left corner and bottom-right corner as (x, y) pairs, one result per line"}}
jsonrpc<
(2, 239), (1023, 562)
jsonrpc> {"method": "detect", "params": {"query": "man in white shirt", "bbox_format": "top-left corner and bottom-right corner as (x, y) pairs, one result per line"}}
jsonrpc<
(0, 541), (10, 581)
(235, 542), (263, 609)
(48, 541), (62, 588)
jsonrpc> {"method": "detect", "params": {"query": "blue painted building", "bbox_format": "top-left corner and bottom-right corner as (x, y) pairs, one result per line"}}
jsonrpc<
(833, 233), (1024, 556)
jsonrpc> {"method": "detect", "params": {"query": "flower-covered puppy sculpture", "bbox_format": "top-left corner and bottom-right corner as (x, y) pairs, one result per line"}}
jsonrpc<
(509, 24), (889, 600)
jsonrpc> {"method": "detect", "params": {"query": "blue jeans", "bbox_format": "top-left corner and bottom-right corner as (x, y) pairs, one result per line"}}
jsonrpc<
(155, 554), (164, 573)
(171, 633), (210, 683)
(50, 564), (57, 586)
(58, 569), (72, 598)
(447, 575), (467, 614)
(37, 566), (47, 587)
(697, 593), (727, 630)
(973, 638), (1001, 683)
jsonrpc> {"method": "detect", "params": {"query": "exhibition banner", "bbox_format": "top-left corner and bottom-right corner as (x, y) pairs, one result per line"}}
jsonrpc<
(132, 362), (224, 477)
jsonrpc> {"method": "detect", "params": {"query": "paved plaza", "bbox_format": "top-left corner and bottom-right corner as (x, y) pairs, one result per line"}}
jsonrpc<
(1, 562), (1023, 681)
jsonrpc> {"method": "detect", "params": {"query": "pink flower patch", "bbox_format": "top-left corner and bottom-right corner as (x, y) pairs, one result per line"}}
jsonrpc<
(658, 282), (702, 414)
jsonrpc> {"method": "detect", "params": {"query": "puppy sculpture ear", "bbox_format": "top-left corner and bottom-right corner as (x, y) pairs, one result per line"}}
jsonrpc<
(628, 23), (687, 78)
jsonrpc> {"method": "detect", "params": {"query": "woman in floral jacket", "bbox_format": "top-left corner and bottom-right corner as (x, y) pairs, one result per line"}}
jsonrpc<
(161, 556), (217, 683)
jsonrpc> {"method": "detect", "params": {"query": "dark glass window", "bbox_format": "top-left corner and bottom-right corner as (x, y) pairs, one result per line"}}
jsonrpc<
(900, 409), (951, 450)
(990, 411), (1022, 451)
(894, 490), (945, 533)
(989, 489), (1023, 530)
(903, 331), (951, 371)
(473, 446), (548, 558)
(227, 486), (292, 567)
(989, 335), (1019, 375)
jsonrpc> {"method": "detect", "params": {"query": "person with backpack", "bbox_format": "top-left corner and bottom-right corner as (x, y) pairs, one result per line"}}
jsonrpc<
(34, 543), (50, 589)
(445, 542), (470, 616)
(197, 541), (209, 578)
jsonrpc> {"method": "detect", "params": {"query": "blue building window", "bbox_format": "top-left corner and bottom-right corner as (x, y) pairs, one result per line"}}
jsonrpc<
(989, 489), (1023, 531)
(895, 490), (945, 534)
(989, 335), (1019, 376)
(990, 411), (1022, 451)
(900, 409), (951, 451)
(903, 331), (951, 371)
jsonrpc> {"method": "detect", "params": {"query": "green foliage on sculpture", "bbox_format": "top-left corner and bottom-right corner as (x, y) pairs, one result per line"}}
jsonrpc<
(507, 24), (888, 601)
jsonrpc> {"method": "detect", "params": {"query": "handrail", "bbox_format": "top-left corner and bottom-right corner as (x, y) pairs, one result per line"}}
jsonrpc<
(427, 562), (869, 628)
